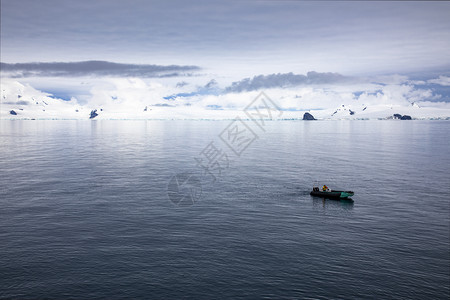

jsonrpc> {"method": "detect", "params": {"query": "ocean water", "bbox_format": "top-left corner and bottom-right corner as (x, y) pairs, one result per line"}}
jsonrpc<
(0, 120), (449, 299)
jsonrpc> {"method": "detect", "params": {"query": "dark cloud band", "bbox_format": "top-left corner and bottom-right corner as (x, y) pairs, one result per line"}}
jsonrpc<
(0, 61), (201, 78)
(226, 71), (351, 92)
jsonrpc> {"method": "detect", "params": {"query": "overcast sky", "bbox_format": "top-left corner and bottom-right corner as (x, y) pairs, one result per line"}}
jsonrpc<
(1, 0), (450, 77)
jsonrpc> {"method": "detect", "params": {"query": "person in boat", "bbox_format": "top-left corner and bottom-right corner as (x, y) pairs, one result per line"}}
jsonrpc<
(322, 185), (329, 192)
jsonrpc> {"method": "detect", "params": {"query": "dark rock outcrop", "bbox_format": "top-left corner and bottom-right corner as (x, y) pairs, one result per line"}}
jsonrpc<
(393, 114), (412, 120)
(303, 112), (316, 120)
(90, 109), (98, 119)
(10, 110), (17, 115)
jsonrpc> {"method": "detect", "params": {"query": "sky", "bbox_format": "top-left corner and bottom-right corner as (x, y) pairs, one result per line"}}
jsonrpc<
(1, 0), (450, 119)
(1, 0), (450, 77)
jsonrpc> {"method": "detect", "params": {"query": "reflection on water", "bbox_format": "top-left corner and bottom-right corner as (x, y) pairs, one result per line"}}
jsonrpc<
(311, 196), (354, 211)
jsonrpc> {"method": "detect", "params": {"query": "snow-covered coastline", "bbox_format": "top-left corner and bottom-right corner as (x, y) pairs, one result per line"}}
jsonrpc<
(2, 79), (450, 120)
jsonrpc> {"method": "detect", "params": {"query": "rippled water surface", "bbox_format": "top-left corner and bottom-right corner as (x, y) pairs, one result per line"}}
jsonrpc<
(1, 120), (449, 299)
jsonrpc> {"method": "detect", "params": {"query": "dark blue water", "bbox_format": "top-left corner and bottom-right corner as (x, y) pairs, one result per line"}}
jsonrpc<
(1, 120), (449, 299)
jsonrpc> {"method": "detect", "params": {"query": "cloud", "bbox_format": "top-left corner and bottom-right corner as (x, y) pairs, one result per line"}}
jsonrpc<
(4, 1), (449, 76)
(408, 75), (450, 102)
(0, 61), (201, 78)
(225, 71), (350, 92)
(428, 76), (450, 86)
(163, 79), (221, 100)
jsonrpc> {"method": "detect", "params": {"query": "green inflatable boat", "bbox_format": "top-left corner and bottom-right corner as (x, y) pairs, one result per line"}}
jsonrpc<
(310, 187), (354, 199)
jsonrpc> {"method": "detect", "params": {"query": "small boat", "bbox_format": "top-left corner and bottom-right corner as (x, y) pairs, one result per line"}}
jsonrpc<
(310, 187), (354, 200)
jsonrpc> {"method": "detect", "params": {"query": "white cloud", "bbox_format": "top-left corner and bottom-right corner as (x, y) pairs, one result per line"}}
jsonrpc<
(428, 76), (450, 86)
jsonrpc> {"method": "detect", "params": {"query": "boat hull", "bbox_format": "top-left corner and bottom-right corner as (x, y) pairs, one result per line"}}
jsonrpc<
(310, 190), (354, 199)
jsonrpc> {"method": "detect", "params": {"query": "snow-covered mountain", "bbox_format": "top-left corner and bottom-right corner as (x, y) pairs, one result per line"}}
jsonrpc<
(1, 80), (84, 119)
(1, 78), (450, 120)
